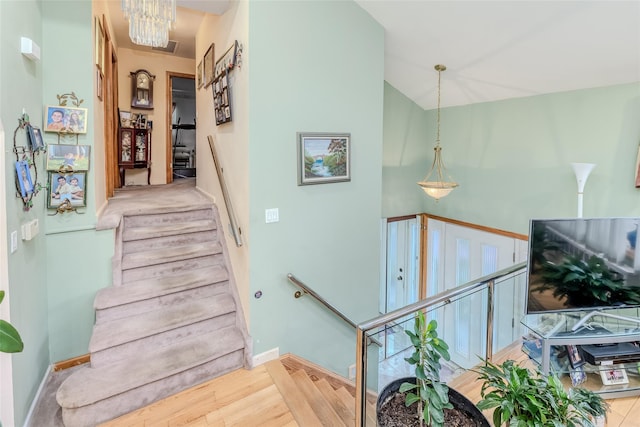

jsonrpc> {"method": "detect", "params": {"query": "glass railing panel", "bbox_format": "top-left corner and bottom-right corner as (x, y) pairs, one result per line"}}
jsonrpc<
(355, 262), (528, 426)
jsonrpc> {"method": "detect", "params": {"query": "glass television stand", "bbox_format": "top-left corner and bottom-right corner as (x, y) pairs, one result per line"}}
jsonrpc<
(521, 309), (640, 398)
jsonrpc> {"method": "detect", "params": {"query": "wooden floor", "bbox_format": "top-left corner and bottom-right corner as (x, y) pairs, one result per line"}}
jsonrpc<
(99, 346), (640, 427)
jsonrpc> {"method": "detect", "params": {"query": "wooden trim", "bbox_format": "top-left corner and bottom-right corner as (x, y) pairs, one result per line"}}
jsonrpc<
(165, 71), (195, 184)
(53, 354), (90, 371)
(419, 214), (427, 299)
(422, 213), (528, 241)
(386, 214), (420, 223)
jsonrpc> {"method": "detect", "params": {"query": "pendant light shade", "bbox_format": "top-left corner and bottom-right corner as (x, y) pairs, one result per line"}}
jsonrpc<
(417, 64), (458, 201)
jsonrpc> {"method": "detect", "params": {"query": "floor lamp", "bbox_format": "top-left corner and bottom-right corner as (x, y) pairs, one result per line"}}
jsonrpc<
(571, 162), (595, 218)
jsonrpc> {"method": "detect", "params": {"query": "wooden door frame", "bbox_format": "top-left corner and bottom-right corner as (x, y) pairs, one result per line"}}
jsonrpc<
(165, 71), (195, 183)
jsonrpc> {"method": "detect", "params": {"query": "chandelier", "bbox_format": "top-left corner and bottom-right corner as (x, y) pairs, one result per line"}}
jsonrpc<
(417, 64), (458, 201)
(121, 0), (176, 48)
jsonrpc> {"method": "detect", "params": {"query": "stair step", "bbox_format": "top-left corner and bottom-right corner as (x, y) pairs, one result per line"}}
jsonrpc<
(57, 326), (245, 427)
(121, 254), (224, 284)
(123, 228), (217, 255)
(265, 360), (323, 426)
(90, 293), (235, 353)
(123, 208), (213, 228)
(291, 369), (346, 426)
(95, 265), (229, 321)
(315, 378), (356, 425)
(121, 241), (222, 270)
(123, 219), (216, 242)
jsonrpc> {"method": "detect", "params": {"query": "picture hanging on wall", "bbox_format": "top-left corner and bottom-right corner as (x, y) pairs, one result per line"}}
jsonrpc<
(46, 144), (91, 171)
(15, 161), (34, 201)
(203, 43), (215, 88)
(27, 124), (45, 151)
(297, 132), (351, 185)
(213, 70), (232, 126)
(197, 60), (203, 89)
(48, 171), (87, 209)
(44, 106), (88, 134)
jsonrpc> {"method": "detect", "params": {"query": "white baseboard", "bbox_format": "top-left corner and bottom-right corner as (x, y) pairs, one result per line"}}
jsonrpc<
(22, 364), (52, 427)
(251, 347), (279, 367)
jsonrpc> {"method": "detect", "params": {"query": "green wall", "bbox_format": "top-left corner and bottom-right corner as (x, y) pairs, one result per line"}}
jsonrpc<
(382, 82), (640, 234)
(1, 1), (50, 425)
(248, 0), (384, 376)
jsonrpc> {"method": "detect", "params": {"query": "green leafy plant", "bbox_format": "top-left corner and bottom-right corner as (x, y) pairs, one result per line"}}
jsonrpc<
(399, 312), (452, 427)
(537, 255), (640, 308)
(570, 387), (609, 421)
(475, 359), (595, 427)
(0, 291), (24, 353)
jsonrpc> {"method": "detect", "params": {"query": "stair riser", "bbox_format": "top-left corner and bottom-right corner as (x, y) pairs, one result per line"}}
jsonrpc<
(96, 281), (230, 322)
(61, 349), (245, 427)
(124, 208), (213, 228)
(91, 313), (236, 368)
(123, 229), (217, 255)
(122, 254), (224, 283)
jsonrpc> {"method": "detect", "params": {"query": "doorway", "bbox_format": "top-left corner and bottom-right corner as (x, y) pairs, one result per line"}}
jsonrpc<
(168, 75), (196, 181)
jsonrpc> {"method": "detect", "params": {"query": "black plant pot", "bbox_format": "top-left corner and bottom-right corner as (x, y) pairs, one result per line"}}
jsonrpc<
(377, 376), (489, 427)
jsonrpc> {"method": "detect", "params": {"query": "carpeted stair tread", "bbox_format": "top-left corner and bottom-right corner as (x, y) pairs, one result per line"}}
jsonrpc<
(57, 326), (244, 409)
(121, 241), (222, 270)
(94, 265), (228, 310)
(89, 293), (235, 352)
(123, 219), (216, 242)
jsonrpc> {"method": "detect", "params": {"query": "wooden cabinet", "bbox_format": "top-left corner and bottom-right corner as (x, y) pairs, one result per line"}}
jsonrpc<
(119, 127), (151, 185)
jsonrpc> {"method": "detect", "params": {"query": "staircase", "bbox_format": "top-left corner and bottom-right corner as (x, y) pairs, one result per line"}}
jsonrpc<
(56, 203), (251, 427)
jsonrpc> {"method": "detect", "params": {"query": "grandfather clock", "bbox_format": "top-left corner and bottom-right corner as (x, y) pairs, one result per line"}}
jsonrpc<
(130, 69), (154, 109)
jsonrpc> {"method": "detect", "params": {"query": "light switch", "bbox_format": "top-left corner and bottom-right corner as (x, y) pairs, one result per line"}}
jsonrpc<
(10, 231), (17, 253)
(265, 208), (279, 223)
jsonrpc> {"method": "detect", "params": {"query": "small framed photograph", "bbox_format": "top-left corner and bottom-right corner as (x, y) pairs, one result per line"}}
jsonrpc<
(44, 106), (88, 134)
(203, 43), (215, 88)
(15, 161), (34, 200)
(297, 132), (351, 185)
(48, 172), (86, 209)
(197, 60), (203, 89)
(46, 144), (91, 171)
(600, 367), (629, 385)
(27, 125), (45, 152)
(119, 110), (132, 128)
(566, 345), (585, 368)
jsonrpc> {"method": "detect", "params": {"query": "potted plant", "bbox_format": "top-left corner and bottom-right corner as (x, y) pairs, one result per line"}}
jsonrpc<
(570, 387), (609, 427)
(475, 359), (597, 426)
(0, 290), (23, 353)
(377, 311), (489, 427)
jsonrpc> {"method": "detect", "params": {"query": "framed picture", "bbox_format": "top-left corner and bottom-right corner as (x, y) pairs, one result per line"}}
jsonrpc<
(48, 172), (87, 209)
(27, 125), (45, 152)
(600, 367), (629, 386)
(44, 106), (88, 134)
(297, 132), (351, 185)
(15, 161), (34, 200)
(197, 60), (203, 89)
(95, 16), (104, 73)
(203, 43), (215, 88)
(46, 144), (91, 171)
(215, 41), (238, 78)
(97, 69), (104, 101)
(119, 110), (132, 128)
(566, 345), (585, 368)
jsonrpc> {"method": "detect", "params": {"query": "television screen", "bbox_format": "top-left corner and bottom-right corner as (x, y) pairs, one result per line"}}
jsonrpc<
(526, 217), (640, 314)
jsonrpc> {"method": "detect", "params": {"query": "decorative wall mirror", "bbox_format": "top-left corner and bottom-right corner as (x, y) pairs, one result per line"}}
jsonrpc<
(130, 69), (154, 109)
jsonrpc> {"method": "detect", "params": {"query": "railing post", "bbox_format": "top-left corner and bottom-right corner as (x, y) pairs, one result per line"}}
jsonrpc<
(486, 279), (494, 362)
(355, 325), (367, 427)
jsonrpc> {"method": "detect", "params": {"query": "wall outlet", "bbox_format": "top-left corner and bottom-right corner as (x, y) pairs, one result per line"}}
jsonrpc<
(348, 364), (356, 380)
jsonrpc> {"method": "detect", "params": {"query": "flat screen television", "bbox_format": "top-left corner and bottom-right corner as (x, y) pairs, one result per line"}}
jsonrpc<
(526, 217), (640, 314)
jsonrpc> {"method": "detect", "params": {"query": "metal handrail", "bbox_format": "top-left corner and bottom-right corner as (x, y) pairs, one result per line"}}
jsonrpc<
(207, 135), (242, 247)
(287, 273), (382, 347)
(354, 261), (527, 426)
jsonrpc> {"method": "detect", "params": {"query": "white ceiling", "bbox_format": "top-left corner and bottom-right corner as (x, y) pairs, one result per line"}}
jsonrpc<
(108, 0), (640, 110)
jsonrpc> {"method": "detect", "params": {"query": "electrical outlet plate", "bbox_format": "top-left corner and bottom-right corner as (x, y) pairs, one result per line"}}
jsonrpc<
(265, 208), (279, 223)
(10, 231), (17, 253)
(348, 364), (356, 380)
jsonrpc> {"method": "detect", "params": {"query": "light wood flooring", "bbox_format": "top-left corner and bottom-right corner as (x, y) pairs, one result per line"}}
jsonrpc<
(98, 346), (640, 427)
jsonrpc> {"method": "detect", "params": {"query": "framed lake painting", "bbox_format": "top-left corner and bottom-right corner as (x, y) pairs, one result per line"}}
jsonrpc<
(297, 132), (350, 185)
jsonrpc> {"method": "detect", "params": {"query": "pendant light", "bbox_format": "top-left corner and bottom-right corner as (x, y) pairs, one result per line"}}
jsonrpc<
(417, 64), (458, 201)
